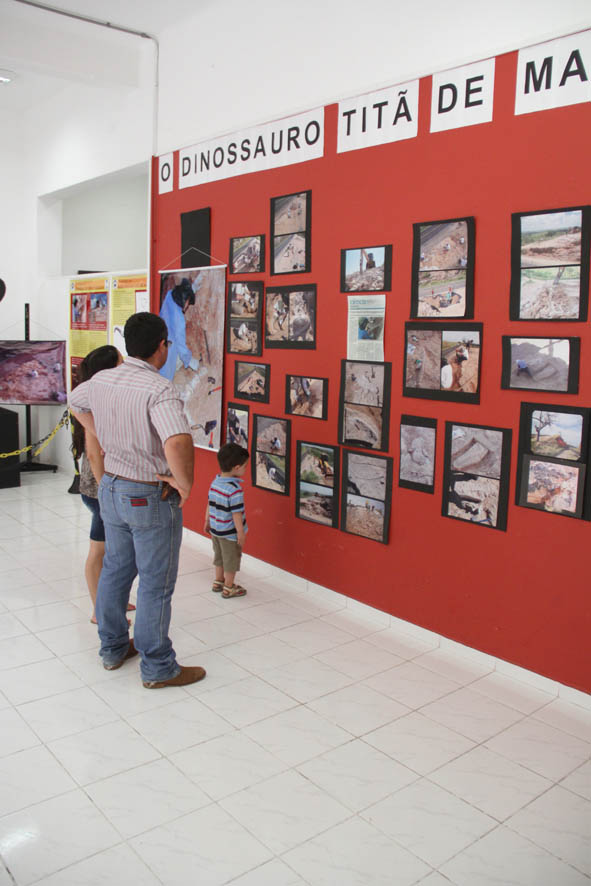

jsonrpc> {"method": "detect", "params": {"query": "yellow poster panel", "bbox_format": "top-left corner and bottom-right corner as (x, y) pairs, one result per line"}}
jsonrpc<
(110, 274), (148, 356)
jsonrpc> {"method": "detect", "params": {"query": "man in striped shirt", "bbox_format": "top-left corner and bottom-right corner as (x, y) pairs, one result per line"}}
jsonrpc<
(69, 312), (206, 688)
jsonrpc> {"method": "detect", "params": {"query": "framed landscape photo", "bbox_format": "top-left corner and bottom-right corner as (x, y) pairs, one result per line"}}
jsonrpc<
(403, 322), (482, 403)
(226, 402), (249, 448)
(501, 336), (580, 394)
(285, 375), (328, 420)
(509, 206), (590, 321)
(252, 414), (291, 495)
(338, 359), (392, 451)
(296, 442), (339, 527)
(226, 281), (263, 355)
(399, 415), (437, 493)
(515, 402), (591, 520)
(340, 449), (392, 544)
(270, 190), (311, 275)
(265, 285), (316, 349)
(411, 217), (475, 318)
(442, 422), (512, 531)
(340, 245), (392, 292)
(229, 235), (265, 275)
(234, 360), (270, 403)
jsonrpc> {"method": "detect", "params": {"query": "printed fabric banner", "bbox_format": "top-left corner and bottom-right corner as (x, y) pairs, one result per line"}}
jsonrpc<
(69, 276), (109, 386)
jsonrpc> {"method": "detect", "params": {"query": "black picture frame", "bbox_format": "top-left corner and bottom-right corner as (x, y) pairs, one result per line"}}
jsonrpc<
(295, 441), (339, 527)
(265, 285), (316, 349)
(226, 281), (263, 356)
(233, 361), (270, 403)
(229, 235), (265, 275)
(226, 402), (249, 448)
(501, 336), (580, 394)
(403, 322), (482, 404)
(518, 454), (586, 519)
(285, 375), (328, 420)
(270, 190), (311, 275)
(252, 414), (291, 496)
(340, 448), (392, 544)
(411, 217), (475, 319)
(399, 414), (437, 493)
(338, 359), (392, 452)
(442, 421), (512, 531)
(515, 401), (591, 521)
(509, 206), (591, 322)
(340, 245), (393, 293)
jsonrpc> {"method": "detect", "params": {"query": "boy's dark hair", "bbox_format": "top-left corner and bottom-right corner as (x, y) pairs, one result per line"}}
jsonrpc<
(124, 312), (168, 359)
(218, 442), (249, 472)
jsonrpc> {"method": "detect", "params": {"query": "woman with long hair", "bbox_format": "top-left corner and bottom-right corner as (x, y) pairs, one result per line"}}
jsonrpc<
(71, 345), (135, 623)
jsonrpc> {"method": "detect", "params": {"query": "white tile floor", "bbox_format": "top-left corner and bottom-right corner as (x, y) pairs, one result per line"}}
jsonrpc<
(0, 472), (590, 885)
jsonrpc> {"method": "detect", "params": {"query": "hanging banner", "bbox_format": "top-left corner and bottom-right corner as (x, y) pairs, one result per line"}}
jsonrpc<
(177, 108), (324, 189)
(337, 81), (419, 153)
(158, 266), (226, 450)
(69, 276), (109, 386)
(110, 273), (148, 357)
(430, 58), (495, 133)
(515, 30), (591, 115)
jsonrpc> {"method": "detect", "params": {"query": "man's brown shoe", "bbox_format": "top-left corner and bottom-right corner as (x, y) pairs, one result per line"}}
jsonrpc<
(103, 639), (138, 671)
(143, 665), (206, 689)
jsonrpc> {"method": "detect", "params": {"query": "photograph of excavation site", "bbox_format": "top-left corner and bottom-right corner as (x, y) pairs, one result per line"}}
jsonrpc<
(339, 360), (391, 450)
(229, 235), (264, 274)
(296, 443), (338, 526)
(412, 218), (474, 318)
(341, 245), (392, 292)
(234, 361), (269, 402)
(503, 337), (578, 393)
(227, 281), (262, 355)
(521, 456), (584, 517)
(271, 191), (310, 274)
(404, 324), (481, 403)
(530, 409), (584, 461)
(512, 208), (589, 320)
(399, 419), (436, 490)
(341, 450), (391, 543)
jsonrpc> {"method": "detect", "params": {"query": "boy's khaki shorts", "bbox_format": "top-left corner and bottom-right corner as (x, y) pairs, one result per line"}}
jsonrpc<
(212, 536), (242, 574)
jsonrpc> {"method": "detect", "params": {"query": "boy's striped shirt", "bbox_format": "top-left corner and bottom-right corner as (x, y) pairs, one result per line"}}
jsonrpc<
(208, 474), (247, 540)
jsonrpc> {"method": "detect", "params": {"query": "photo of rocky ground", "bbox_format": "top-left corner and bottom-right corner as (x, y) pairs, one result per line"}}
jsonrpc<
(417, 269), (466, 317)
(345, 493), (385, 541)
(237, 363), (267, 398)
(344, 362), (384, 405)
(288, 291), (314, 342)
(229, 284), (259, 319)
(289, 376), (324, 418)
(0, 341), (67, 405)
(519, 267), (580, 319)
(405, 330), (441, 389)
(229, 320), (259, 354)
(420, 220), (468, 269)
(399, 424), (436, 486)
(299, 482), (334, 525)
(273, 193), (307, 235)
(520, 211), (581, 267)
(526, 459), (579, 513)
(451, 425), (503, 479)
(231, 237), (262, 273)
(273, 233), (307, 273)
(446, 474), (500, 526)
(343, 247), (387, 292)
(300, 444), (334, 487)
(346, 451), (388, 500)
(343, 404), (382, 449)
(509, 339), (570, 391)
(256, 452), (285, 492)
(256, 417), (287, 455)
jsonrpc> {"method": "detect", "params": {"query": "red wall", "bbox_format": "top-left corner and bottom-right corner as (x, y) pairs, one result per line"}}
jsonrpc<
(151, 49), (591, 694)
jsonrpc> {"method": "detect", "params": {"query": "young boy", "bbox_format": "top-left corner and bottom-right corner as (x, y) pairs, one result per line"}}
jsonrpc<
(204, 442), (249, 598)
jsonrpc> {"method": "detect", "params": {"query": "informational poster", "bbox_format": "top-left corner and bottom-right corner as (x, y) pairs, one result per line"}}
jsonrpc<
(347, 294), (385, 361)
(69, 276), (109, 386)
(158, 265), (226, 450)
(110, 273), (148, 357)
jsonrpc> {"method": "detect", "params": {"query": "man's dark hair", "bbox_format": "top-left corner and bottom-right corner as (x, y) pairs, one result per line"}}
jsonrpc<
(218, 442), (249, 472)
(124, 312), (168, 359)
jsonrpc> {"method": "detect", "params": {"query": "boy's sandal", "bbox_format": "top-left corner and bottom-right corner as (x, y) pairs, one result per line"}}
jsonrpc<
(222, 584), (247, 598)
(212, 580), (224, 593)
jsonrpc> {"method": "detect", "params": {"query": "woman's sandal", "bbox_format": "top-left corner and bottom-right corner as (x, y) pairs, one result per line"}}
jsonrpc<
(222, 584), (247, 598)
(211, 580), (224, 593)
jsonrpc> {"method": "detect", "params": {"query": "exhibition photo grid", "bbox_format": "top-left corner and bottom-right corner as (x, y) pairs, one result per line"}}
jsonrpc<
(338, 359), (392, 452)
(226, 281), (263, 356)
(252, 413), (291, 495)
(340, 449), (392, 544)
(265, 285), (316, 349)
(295, 441), (339, 527)
(270, 190), (311, 275)
(411, 217), (475, 319)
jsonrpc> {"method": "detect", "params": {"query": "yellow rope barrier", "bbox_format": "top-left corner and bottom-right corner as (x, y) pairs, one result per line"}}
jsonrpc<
(0, 409), (70, 459)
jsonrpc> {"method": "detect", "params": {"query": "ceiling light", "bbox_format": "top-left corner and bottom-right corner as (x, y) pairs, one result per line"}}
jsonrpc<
(0, 69), (16, 84)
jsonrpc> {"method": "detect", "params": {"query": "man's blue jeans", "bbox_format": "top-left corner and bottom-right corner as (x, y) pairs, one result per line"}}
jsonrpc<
(97, 474), (182, 683)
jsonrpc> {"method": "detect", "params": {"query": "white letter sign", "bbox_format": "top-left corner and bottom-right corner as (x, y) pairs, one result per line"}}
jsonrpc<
(337, 81), (419, 153)
(515, 30), (591, 115)
(430, 59), (495, 133)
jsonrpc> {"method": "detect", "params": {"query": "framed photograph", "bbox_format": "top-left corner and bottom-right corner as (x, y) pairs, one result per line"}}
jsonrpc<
(519, 455), (585, 518)
(404, 322), (482, 403)
(411, 217), (475, 318)
(340, 245), (392, 292)
(295, 442), (339, 527)
(265, 285), (316, 349)
(338, 359), (392, 451)
(270, 190), (311, 275)
(226, 281), (263, 355)
(285, 375), (328, 420)
(229, 235), (265, 275)
(399, 415), (437, 493)
(501, 336), (580, 394)
(510, 206), (590, 321)
(234, 361), (270, 403)
(252, 414), (291, 495)
(515, 402), (591, 520)
(226, 402), (249, 448)
(340, 449), (392, 544)
(0, 341), (67, 405)
(442, 422), (512, 531)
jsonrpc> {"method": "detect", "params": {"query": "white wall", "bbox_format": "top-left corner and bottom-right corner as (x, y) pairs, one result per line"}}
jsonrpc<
(157, 0), (591, 153)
